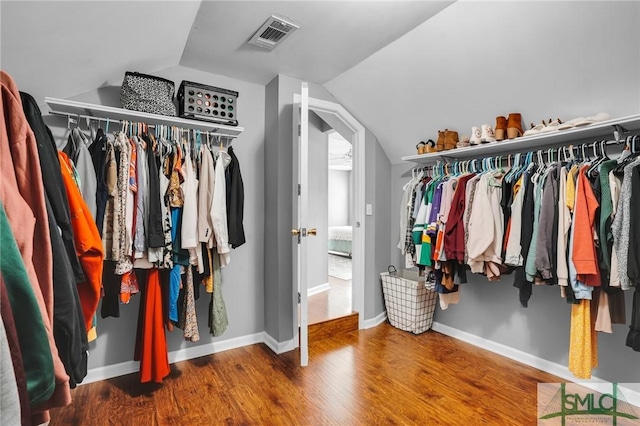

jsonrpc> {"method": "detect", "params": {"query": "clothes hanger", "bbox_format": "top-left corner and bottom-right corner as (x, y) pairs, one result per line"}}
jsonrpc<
(613, 134), (640, 173)
(505, 153), (519, 182)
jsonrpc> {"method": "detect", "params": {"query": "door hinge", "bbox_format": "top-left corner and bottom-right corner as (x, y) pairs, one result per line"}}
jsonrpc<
(298, 292), (301, 303)
(298, 184), (301, 195)
(298, 124), (301, 136)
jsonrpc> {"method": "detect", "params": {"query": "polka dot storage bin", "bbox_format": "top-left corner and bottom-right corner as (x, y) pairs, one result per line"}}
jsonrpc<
(177, 80), (239, 126)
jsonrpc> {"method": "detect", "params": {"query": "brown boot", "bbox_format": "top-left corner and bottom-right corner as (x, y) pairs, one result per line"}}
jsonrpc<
(507, 113), (524, 139)
(495, 116), (507, 141)
(436, 131), (445, 152)
(444, 129), (458, 150)
(425, 139), (437, 153)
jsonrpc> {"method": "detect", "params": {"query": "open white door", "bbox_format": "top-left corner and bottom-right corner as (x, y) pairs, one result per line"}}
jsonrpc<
(293, 82), (311, 366)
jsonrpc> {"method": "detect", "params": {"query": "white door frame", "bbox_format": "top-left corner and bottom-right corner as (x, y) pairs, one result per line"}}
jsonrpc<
(293, 92), (366, 331)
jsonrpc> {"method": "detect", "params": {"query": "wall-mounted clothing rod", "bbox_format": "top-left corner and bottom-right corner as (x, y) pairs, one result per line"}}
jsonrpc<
(49, 111), (238, 139)
(412, 133), (640, 177)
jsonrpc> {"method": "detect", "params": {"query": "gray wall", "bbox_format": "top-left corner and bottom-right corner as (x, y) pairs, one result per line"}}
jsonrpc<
(390, 163), (640, 384)
(264, 74), (392, 343)
(307, 111), (329, 288)
(328, 170), (351, 227)
(50, 65), (266, 369)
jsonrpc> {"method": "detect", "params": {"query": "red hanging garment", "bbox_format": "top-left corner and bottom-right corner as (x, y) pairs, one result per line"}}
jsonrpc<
(134, 269), (170, 383)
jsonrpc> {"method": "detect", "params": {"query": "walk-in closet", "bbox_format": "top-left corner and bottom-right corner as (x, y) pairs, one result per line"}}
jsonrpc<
(1, 1), (639, 424)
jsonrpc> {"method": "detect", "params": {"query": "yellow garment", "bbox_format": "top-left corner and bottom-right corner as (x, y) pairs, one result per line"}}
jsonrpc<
(513, 175), (523, 197)
(566, 165), (579, 212)
(204, 249), (213, 293)
(87, 326), (97, 343)
(568, 299), (598, 379)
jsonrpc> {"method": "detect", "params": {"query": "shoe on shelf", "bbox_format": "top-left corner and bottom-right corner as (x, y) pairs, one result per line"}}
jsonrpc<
(539, 118), (562, 133)
(416, 141), (426, 155)
(480, 124), (496, 143)
(495, 116), (507, 141)
(443, 129), (459, 150)
(507, 113), (524, 139)
(523, 120), (546, 137)
(457, 136), (470, 148)
(425, 139), (437, 153)
(436, 130), (445, 152)
(558, 118), (580, 131)
(470, 126), (482, 145)
(570, 112), (611, 127)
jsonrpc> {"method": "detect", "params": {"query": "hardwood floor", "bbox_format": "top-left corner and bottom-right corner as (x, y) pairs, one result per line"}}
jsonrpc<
(308, 276), (352, 325)
(308, 312), (358, 342)
(50, 323), (561, 425)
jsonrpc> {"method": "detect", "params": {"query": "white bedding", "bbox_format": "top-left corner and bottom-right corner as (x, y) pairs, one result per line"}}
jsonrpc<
(328, 226), (352, 241)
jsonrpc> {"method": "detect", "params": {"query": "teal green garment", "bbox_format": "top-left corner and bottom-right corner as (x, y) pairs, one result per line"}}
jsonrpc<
(0, 202), (55, 406)
(525, 171), (547, 282)
(598, 160), (617, 272)
(411, 183), (428, 245)
(418, 179), (439, 267)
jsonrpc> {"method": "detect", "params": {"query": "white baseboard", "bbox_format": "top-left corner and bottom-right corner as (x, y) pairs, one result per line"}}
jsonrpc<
(431, 321), (640, 408)
(263, 332), (297, 354)
(363, 311), (387, 329)
(83, 360), (140, 384)
(308, 283), (330, 297)
(82, 332), (264, 385)
(168, 332), (264, 364)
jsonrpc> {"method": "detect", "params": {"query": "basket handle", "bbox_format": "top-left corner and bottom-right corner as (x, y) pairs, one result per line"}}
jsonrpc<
(387, 265), (397, 276)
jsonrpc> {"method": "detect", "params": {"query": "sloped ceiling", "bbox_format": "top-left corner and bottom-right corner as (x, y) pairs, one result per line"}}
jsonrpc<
(180, 1), (453, 85)
(325, 1), (640, 164)
(0, 0), (452, 105)
(1, 1), (200, 105)
(2, 1), (638, 167)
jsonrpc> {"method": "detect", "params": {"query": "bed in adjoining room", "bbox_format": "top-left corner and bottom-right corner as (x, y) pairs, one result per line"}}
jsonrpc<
(328, 225), (352, 258)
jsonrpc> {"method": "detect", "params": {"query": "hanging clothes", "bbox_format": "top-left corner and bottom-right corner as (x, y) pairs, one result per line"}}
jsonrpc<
(58, 151), (104, 332)
(0, 318), (21, 426)
(134, 269), (170, 383)
(212, 150), (232, 266)
(226, 146), (246, 248)
(397, 141), (639, 376)
(1, 278), (32, 425)
(89, 128), (109, 234)
(1, 71), (71, 423)
(0, 202), (56, 408)
(20, 91), (88, 388)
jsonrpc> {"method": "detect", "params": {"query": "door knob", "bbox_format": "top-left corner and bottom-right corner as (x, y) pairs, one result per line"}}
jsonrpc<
(291, 228), (300, 236)
(307, 228), (317, 236)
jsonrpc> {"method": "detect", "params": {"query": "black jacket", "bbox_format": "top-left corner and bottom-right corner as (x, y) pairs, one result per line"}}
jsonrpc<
(20, 92), (85, 284)
(226, 146), (246, 248)
(144, 134), (165, 248)
(20, 91), (88, 386)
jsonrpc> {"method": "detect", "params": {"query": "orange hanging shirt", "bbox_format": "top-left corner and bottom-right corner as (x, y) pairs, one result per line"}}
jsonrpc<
(572, 166), (601, 286)
(58, 151), (104, 331)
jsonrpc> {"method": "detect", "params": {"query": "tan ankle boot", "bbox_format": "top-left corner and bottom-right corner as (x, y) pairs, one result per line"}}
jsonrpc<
(436, 131), (445, 152)
(495, 116), (507, 141)
(507, 113), (524, 139)
(443, 130), (458, 151)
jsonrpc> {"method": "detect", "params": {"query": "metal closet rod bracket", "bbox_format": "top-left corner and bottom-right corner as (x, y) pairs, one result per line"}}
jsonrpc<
(612, 124), (629, 143)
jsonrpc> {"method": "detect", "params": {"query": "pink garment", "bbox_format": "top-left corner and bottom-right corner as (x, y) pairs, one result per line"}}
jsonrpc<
(1, 70), (71, 422)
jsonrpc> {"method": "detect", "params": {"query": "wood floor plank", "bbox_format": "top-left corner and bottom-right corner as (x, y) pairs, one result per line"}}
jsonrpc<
(49, 323), (564, 425)
(307, 312), (358, 342)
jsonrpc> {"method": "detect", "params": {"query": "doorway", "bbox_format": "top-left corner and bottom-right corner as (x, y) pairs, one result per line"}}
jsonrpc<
(293, 90), (366, 363)
(308, 131), (353, 324)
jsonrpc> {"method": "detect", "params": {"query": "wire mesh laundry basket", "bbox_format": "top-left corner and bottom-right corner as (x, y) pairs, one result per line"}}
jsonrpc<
(380, 266), (437, 334)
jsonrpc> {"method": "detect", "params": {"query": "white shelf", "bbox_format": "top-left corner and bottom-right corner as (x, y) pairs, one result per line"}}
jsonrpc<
(401, 114), (640, 164)
(44, 97), (244, 137)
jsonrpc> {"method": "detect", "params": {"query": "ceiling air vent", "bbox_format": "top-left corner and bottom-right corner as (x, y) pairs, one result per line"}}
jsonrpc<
(248, 15), (299, 50)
